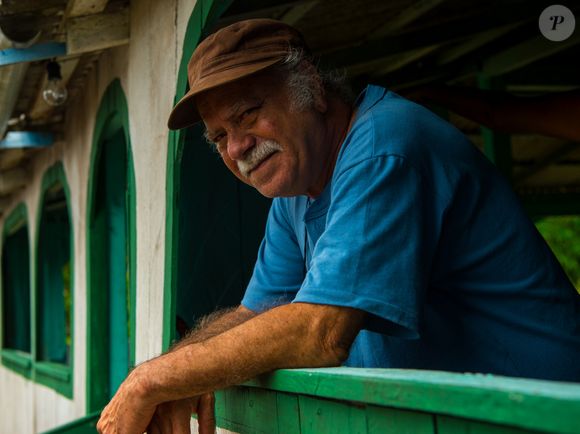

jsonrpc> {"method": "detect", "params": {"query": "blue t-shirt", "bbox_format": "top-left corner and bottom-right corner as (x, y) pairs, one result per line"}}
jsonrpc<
(242, 85), (580, 381)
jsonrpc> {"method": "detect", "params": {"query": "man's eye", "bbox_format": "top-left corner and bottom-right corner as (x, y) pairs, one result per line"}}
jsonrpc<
(212, 134), (226, 151)
(240, 106), (260, 124)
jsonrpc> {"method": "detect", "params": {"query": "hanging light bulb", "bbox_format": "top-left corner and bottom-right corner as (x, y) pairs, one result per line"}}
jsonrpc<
(42, 60), (68, 107)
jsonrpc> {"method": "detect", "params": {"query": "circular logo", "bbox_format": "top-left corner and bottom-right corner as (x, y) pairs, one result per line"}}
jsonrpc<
(539, 5), (576, 41)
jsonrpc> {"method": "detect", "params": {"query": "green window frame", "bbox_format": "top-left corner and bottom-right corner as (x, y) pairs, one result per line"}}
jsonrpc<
(86, 79), (137, 413)
(163, 0), (265, 349)
(1, 203), (33, 378)
(34, 162), (74, 398)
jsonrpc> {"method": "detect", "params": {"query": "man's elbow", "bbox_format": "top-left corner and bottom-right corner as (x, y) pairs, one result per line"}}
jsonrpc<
(302, 304), (365, 367)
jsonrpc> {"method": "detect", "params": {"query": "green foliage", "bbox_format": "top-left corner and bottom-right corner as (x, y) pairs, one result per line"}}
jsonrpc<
(536, 216), (580, 292)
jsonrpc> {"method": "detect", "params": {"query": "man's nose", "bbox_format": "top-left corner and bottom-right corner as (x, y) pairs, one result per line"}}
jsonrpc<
(227, 130), (254, 161)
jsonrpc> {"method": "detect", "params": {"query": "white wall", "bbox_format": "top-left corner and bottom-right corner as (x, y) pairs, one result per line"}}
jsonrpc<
(0, 0), (199, 431)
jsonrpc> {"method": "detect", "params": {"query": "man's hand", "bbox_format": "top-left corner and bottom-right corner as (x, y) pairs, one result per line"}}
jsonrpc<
(146, 394), (216, 434)
(97, 365), (157, 434)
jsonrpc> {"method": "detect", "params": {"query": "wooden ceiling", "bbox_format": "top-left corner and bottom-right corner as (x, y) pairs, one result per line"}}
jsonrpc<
(213, 0), (580, 204)
(0, 0), (128, 215)
(0, 0), (578, 216)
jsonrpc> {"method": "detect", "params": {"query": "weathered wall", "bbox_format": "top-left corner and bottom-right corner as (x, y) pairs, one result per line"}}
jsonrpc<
(0, 0), (199, 431)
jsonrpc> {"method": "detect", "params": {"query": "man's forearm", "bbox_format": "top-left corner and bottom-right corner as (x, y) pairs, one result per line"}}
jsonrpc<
(138, 302), (364, 405)
(170, 305), (256, 351)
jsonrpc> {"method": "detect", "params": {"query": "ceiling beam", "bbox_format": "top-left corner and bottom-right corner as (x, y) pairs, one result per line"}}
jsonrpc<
(436, 22), (522, 66)
(0, 42), (66, 66)
(515, 142), (580, 185)
(0, 131), (54, 149)
(0, 167), (27, 195)
(65, 0), (109, 18)
(66, 7), (129, 55)
(483, 30), (580, 77)
(368, 0), (446, 39)
(321, 8), (535, 70)
(280, 0), (318, 25)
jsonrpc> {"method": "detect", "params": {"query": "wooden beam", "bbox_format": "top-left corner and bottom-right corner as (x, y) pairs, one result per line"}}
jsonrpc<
(0, 196), (11, 212)
(483, 30), (580, 77)
(66, 7), (129, 55)
(0, 131), (54, 149)
(369, 45), (441, 77)
(65, 0), (109, 18)
(321, 9), (534, 70)
(280, 0), (318, 26)
(368, 0), (446, 39)
(515, 142), (579, 185)
(0, 148), (27, 171)
(436, 22), (522, 65)
(0, 167), (27, 195)
(0, 42), (66, 67)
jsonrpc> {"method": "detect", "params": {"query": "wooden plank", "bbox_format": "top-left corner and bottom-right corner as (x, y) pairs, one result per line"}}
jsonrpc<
(280, 0), (319, 26)
(437, 416), (531, 434)
(0, 42), (66, 66)
(216, 387), (279, 433)
(0, 131), (54, 149)
(369, 45), (441, 77)
(367, 406), (435, 434)
(66, 7), (129, 55)
(368, 0), (446, 39)
(65, 0), (109, 18)
(276, 392), (301, 434)
(483, 31), (580, 77)
(299, 395), (367, 434)
(0, 167), (27, 195)
(436, 22), (523, 65)
(514, 142), (579, 185)
(246, 368), (580, 434)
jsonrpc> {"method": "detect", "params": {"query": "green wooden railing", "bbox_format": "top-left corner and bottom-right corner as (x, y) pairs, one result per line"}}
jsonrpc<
(41, 411), (100, 434)
(215, 368), (580, 434)
(42, 368), (580, 433)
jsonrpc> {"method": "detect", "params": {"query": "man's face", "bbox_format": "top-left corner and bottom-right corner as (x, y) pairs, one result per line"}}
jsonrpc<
(196, 70), (327, 198)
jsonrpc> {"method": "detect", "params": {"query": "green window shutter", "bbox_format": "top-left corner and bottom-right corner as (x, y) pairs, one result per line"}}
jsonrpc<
(2, 224), (31, 353)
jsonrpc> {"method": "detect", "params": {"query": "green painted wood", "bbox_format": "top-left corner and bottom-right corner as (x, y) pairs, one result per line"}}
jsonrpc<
(298, 395), (367, 434)
(477, 75), (513, 181)
(86, 79), (137, 412)
(366, 406), (435, 434)
(276, 392), (301, 434)
(40, 411), (100, 434)
(33, 162), (74, 398)
(1, 203), (32, 379)
(216, 387), (279, 434)
(437, 416), (534, 434)
(0, 349), (32, 378)
(162, 0), (235, 350)
(243, 368), (580, 434)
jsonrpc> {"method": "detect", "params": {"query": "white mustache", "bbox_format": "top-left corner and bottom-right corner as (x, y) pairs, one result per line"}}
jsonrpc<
(238, 140), (283, 177)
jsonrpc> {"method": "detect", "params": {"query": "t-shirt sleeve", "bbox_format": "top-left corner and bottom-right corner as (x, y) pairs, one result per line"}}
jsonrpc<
(293, 154), (436, 338)
(242, 198), (305, 313)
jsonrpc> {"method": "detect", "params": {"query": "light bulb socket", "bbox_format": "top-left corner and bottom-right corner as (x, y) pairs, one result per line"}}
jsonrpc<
(46, 60), (63, 80)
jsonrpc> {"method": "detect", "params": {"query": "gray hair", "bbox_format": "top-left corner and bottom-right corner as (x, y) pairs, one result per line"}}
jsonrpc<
(278, 47), (354, 111)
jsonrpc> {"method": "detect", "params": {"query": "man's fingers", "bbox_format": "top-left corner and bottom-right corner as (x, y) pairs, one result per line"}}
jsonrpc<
(197, 393), (216, 434)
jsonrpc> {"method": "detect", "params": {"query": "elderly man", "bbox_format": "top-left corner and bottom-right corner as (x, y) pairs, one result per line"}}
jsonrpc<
(97, 19), (580, 434)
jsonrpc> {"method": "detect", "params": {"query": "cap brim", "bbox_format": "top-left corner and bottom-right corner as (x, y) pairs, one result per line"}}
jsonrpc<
(167, 57), (283, 130)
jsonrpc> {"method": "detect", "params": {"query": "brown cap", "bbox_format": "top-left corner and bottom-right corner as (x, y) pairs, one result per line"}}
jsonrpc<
(167, 19), (308, 130)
